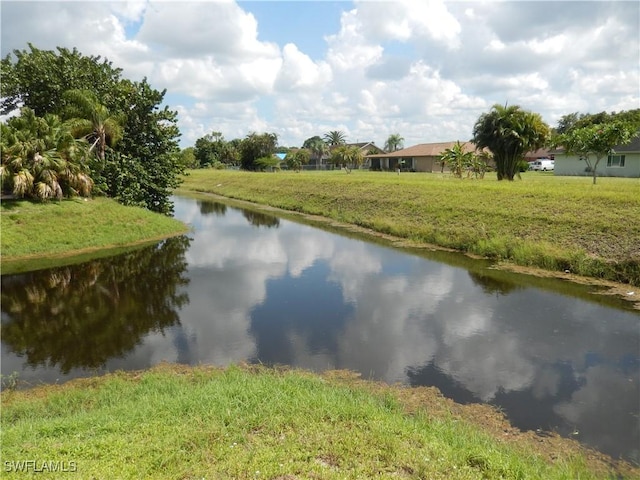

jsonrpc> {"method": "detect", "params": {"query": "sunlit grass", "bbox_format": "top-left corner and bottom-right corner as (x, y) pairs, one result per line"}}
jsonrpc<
(2, 364), (632, 479)
(1, 197), (188, 265)
(180, 170), (640, 285)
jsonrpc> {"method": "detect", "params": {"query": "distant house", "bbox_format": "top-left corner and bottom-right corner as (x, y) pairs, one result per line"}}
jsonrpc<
(319, 141), (385, 170)
(551, 134), (640, 178)
(524, 148), (552, 164)
(367, 141), (477, 172)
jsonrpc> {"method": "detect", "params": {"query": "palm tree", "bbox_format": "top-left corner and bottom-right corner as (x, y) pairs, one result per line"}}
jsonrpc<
(384, 133), (404, 152)
(323, 130), (346, 146)
(285, 149), (310, 172)
(63, 89), (124, 161)
(439, 141), (473, 178)
(330, 145), (363, 173)
(308, 137), (328, 166)
(1, 108), (93, 199)
(472, 104), (549, 181)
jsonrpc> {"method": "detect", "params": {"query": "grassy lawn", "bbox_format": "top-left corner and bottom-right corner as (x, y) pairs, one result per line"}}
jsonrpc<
(2, 363), (635, 479)
(180, 170), (640, 286)
(1, 197), (188, 273)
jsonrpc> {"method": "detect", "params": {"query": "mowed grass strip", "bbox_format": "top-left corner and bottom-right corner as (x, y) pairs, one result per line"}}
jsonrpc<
(0, 197), (188, 260)
(2, 364), (633, 479)
(180, 170), (640, 285)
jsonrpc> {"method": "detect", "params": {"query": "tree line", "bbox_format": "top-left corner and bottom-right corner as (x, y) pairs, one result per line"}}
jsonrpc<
(189, 129), (406, 173)
(1, 44), (183, 214)
(3, 44), (636, 199)
(192, 104), (638, 183)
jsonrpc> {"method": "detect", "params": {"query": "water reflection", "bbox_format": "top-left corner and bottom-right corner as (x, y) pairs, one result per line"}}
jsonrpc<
(197, 199), (227, 216)
(241, 209), (280, 229)
(1, 236), (190, 373)
(1, 196), (638, 463)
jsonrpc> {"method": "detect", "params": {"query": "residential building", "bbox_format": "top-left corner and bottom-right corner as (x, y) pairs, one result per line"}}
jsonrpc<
(367, 141), (477, 172)
(551, 134), (640, 178)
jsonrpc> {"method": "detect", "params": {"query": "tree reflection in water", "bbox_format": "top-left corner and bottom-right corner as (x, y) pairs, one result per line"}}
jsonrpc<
(241, 209), (280, 228)
(197, 200), (227, 216)
(1, 235), (191, 373)
(467, 270), (522, 296)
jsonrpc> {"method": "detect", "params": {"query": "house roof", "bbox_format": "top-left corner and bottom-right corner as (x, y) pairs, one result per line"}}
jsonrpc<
(367, 141), (476, 158)
(330, 142), (386, 154)
(525, 148), (551, 158)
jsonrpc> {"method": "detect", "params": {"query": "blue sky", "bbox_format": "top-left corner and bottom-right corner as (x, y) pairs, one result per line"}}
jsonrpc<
(2, 1), (639, 149)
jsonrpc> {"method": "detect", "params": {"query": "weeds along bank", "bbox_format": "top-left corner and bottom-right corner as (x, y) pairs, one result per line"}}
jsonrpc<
(2, 364), (636, 479)
(180, 170), (640, 286)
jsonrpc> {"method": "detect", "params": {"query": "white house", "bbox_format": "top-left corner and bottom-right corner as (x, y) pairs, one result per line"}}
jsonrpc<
(552, 134), (640, 178)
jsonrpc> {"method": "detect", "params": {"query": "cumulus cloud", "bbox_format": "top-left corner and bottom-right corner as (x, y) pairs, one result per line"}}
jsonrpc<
(275, 43), (332, 92)
(135, 2), (279, 62)
(1, 0), (637, 147)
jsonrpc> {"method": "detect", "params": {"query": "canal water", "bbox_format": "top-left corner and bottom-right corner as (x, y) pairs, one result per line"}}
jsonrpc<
(2, 195), (638, 463)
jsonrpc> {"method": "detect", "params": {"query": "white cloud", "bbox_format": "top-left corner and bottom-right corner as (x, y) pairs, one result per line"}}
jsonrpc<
(356, 0), (461, 48)
(136, 2), (279, 62)
(275, 43), (332, 92)
(1, 0), (637, 148)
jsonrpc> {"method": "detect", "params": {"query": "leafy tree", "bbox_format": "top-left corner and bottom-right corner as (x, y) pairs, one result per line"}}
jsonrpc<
(555, 112), (583, 135)
(178, 147), (198, 169)
(472, 104), (550, 181)
(285, 149), (310, 172)
(1, 45), (183, 214)
(331, 145), (363, 173)
(323, 130), (346, 146)
(384, 133), (404, 152)
(239, 132), (278, 170)
(111, 78), (183, 214)
(193, 131), (235, 168)
(571, 109), (640, 131)
(559, 121), (636, 184)
(440, 142), (473, 178)
(1, 44), (123, 117)
(255, 156), (281, 171)
(1, 108), (92, 199)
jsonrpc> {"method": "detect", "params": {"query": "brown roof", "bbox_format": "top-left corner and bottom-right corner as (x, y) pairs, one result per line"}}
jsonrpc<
(367, 141), (476, 158)
(330, 142), (386, 154)
(525, 148), (551, 158)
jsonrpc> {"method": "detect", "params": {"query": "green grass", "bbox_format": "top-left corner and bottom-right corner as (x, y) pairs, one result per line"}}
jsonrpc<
(2, 364), (634, 479)
(1, 197), (189, 273)
(180, 170), (640, 285)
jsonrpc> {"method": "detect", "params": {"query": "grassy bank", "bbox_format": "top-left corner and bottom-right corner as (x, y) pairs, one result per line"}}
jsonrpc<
(1, 197), (188, 274)
(180, 170), (640, 286)
(2, 364), (635, 479)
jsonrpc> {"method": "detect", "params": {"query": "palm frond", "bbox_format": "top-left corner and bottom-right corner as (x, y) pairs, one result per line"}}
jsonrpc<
(13, 170), (34, 197)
